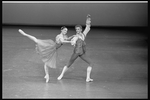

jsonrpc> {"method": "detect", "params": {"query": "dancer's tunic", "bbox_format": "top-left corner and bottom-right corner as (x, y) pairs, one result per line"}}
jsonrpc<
(71, 24), (91, 55)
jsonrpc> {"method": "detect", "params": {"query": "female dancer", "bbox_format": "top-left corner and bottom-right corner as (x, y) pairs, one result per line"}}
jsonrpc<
(19, 26), (71, 83)
(57, 15), (93, 82)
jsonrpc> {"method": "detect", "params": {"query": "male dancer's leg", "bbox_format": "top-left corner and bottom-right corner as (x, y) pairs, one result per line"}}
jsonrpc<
(80, 53), (93, 82)
(79, 53), (92, 66)
(67, 53), (79, 68)
(57, 53), (79, 80)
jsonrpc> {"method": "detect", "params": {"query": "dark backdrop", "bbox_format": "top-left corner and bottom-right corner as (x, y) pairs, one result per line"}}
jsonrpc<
(2, 2), (148, 26)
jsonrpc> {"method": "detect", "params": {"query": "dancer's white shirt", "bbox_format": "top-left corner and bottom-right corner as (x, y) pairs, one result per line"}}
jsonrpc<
(71, 24), (91, 46)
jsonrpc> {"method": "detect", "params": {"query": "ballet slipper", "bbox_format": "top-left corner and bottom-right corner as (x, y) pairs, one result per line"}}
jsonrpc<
(57, 66), (68, 80)
(86, 67), (93, 82)
(19, 29), (27, 36)
(44, 74), (49, 83)
(86, 78), (93, 82)
(57, 74), (63, 80)
(44, 75), (47, 79)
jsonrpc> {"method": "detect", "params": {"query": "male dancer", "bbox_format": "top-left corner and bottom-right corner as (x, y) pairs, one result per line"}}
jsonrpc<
(57, 14), (93, 82)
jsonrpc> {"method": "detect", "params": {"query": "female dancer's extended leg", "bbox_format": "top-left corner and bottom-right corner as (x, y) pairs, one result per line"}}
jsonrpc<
(19, 29), (44, 45)
(19, 29), (50, 83)
(19, 29), (38, 42)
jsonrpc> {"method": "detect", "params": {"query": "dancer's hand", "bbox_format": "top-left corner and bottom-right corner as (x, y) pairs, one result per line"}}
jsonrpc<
(87, 14), (91, 19)
(86, 14), (91, 25)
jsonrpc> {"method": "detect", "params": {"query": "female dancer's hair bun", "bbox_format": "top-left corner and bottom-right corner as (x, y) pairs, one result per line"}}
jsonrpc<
(61, 26), (67, 30)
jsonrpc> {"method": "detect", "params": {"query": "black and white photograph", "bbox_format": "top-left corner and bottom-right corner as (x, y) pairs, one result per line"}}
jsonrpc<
(2, 1), (148, 98)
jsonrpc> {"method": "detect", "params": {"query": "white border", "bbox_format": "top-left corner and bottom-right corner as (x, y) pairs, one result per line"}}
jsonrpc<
(2, 1), (148, 3)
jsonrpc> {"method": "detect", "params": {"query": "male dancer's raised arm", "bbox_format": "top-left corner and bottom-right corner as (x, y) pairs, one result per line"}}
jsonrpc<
(57, 14), (93, 82)
(83, 14), (91, 37)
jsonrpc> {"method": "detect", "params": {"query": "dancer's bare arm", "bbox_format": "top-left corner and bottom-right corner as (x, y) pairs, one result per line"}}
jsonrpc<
(62, 40), (71, 43)
(57, 36), (71, 43)
(66, 35), (75, 41)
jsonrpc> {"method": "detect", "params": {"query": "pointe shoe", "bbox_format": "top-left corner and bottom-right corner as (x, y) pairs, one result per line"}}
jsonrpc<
(57, 75), (63, 80)
(86, 78), (93, 82)
(57, 66), (68, 80)
(19, 29), (27, 36)
(44, 75), (49, 83)
(46, 77), (49, 83)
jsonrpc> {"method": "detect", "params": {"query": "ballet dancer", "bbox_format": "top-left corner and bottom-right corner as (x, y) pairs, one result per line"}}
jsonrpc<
(19, 26), (72, 83)
(57, 14), (93, 82)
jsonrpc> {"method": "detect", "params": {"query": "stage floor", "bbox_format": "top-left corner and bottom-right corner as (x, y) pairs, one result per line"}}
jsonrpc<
(2, 26), (148, 98)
